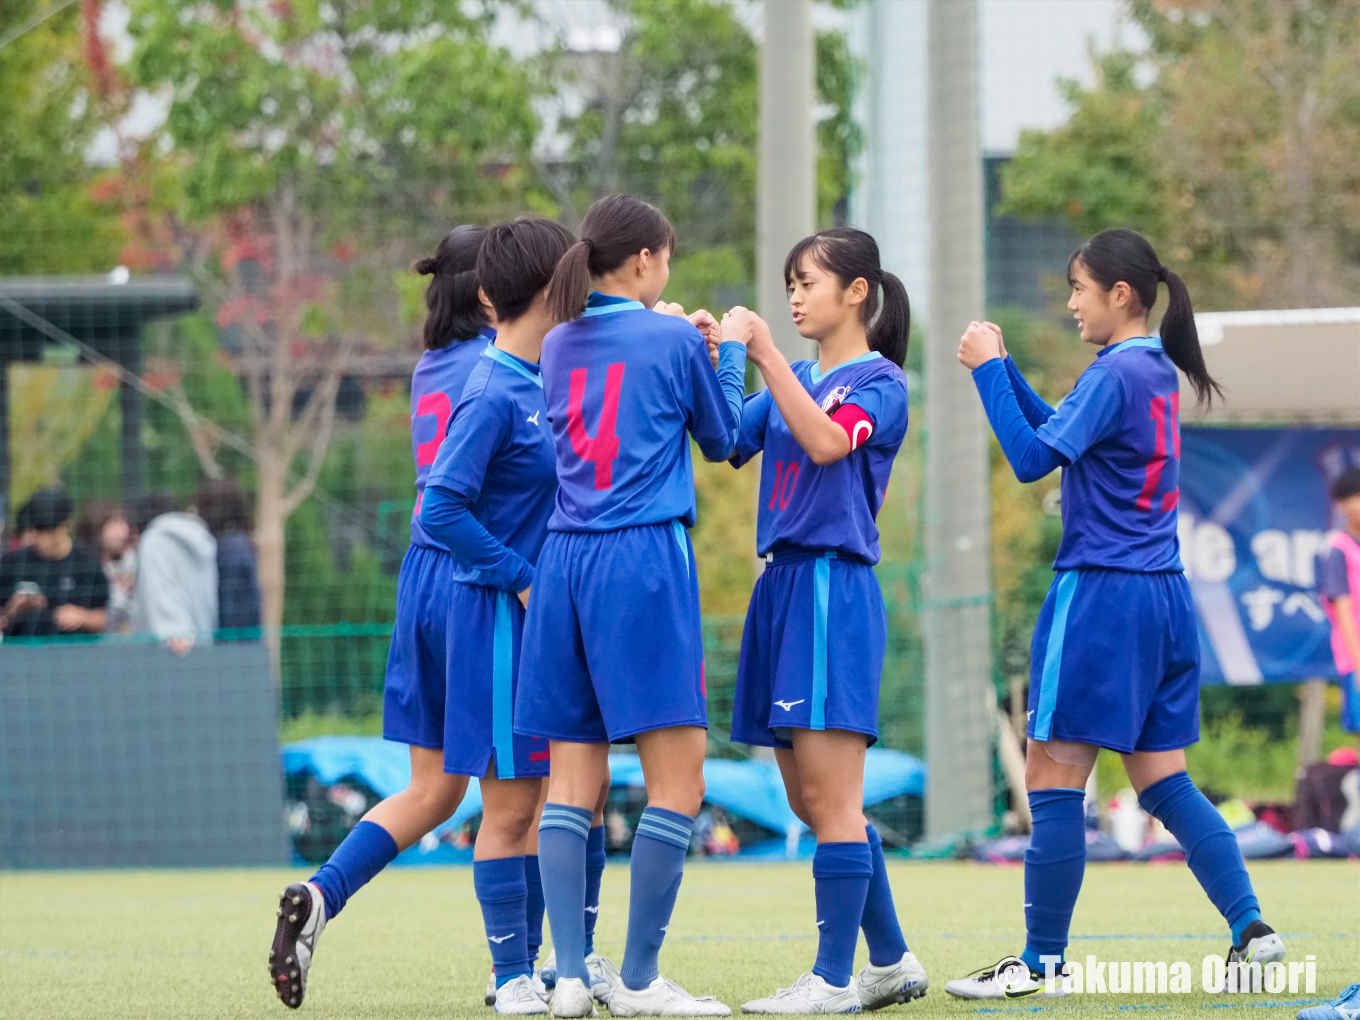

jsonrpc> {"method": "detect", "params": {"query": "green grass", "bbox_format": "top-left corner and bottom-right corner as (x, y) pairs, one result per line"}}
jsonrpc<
(1, 860), (1354, 1020)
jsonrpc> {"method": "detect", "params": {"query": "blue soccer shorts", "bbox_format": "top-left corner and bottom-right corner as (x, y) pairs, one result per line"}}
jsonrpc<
(442, 581), (550, 780)
(731, 550), (885, 748)
(1027, 567), (1200, 754)
(516, 521), (708, 744)
(382, 544), (454, 749)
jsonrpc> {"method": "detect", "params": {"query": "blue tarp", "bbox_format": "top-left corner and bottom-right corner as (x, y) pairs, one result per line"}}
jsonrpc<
(282, 737), (926, 862)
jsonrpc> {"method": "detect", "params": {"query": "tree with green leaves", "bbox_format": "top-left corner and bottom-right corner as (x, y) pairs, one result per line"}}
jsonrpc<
(123, 0), (540, 641)
(538, 0), (857, 312)
(1000, 0), (1360, 310)
(0, 0), (124, 275)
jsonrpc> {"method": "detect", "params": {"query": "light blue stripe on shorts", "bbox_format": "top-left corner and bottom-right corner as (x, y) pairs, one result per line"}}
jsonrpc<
(811, 553), (835, 731)
(492, 591), (516, 779)
(1033, 570), (1079, 742)
(671, 519), (689, 579)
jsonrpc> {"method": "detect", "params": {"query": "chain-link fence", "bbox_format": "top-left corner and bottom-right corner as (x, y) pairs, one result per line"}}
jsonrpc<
(3, 0), (1355, 865)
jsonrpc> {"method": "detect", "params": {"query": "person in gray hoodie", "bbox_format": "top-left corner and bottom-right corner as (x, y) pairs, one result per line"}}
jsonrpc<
(129, 491), (218, 654)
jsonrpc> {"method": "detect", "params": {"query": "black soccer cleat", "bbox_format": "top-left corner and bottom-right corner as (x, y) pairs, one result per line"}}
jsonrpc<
(269, 882), (327, 1009)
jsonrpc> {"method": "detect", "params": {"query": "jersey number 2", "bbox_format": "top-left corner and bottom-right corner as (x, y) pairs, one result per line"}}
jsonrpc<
(568, 363), (625, 490)
(1136, 392), (1180, 513)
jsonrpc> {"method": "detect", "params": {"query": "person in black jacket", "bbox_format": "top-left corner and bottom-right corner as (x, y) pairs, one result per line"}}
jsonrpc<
(196, 478), (261, 636)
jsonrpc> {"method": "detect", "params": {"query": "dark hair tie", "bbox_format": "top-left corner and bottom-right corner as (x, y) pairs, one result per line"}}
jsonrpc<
(1156, 266), (1169, 282)
(583, 237), (596, 251)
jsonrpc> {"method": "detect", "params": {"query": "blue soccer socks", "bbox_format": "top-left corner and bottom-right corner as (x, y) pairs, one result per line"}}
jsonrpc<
(1021, 788), (1086, 973)
(812, 841), (873, 988)
(475, 856), (532, 986)
(862, 824), (909, 965)
(620, 808), (694, 991)
(1139, 771), (1261, 943)
(539, 804), (593, 983)
(585, 825), (606, 957)
(523, 854), (545, 967)
(308, 820), (399, 920)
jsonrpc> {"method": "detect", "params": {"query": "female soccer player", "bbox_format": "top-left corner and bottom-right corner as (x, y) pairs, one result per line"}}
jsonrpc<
(515, 194), (745, 1018)
(946, 228), (1283, 1000)
(722, 229), (926, 1015)
(269, 223), (490, 1010)
(420, 216), (587, 1015)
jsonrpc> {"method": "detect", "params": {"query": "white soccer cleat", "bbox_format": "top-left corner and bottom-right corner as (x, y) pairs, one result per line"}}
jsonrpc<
(542, 949), (559, 989)
(856, 951), (929, 1011)
(586, 953), (620, 1004)
(268, 881), (327, 1010)
(741, 972), (862, 1014)
(1212, 921), (1287, 993)
(549, 977), (598, 1018)
(944, 957), (1067, 1000)
(487, 971), (499, 1007)
(496, 974), (551, 1015)
(609, 975), (733, 1016)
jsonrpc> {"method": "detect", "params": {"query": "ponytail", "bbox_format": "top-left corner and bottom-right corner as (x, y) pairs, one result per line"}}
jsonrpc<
(871, 271), (911, 368)
(1068, 227), (1222, 408)
(546, 194), (677, 323)
(415, 224), (488, 350)
(1158, 267), (1221, 408)
(783, 227), (910, 367)
(545, 241), (595, 323)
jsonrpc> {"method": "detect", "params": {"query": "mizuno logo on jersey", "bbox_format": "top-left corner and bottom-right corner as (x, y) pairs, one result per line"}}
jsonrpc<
(527, 410), (540, 425)
(488, 934), (516, 944)
(774, 699), (805, 711)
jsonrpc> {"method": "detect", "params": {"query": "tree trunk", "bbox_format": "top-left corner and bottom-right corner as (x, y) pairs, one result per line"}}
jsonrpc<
(255, 454), (288, 682)
(1296, 679), (1327, 771)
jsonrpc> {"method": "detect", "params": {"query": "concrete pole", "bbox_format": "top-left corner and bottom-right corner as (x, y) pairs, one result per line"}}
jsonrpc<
(923, 0), (997, 841)
(758, 0), (815, 361)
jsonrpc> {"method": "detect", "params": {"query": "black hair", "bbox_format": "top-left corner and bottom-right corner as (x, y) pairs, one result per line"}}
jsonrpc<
(783, 228), (910, 367)
(546, 194), (677, 323)
(477, 218), (577, 323)
(1332, 468), (1360, 502)
(196, 477), (252, 535)
(414, 224), (489, 350)
(128, 491), (180, 534)
(17, 487), (73, 531)
(1067, 227), (1222, 408)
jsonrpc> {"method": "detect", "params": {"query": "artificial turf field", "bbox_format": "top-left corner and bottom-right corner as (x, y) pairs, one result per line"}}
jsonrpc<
(1, 860), (1355, 1020)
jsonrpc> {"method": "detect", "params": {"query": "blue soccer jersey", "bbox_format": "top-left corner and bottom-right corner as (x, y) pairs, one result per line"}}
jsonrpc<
(540, 292), (746, 531)
(732, 352), (909, 563)
(1036, 337), (1184, 572)
(423, 343), (557, 590)
(408, 329), (494, 549)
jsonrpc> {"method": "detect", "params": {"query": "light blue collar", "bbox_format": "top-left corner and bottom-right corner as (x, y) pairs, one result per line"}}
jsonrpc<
(582, 292), (646, 317)
(808, 350), (882, 385)
(1099, 336), (1163, 358)
(482, 342), (543, 387)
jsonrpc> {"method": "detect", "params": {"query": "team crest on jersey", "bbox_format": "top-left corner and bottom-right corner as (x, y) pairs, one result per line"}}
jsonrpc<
(819, 385), (851, 414)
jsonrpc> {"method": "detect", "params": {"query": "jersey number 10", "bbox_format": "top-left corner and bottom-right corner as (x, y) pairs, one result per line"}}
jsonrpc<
(1136, 392), (1180, 513)
(568, 363), (625, 490)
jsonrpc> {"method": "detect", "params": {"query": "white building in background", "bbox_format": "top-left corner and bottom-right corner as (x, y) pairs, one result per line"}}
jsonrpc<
(848, 0), (1133, 323)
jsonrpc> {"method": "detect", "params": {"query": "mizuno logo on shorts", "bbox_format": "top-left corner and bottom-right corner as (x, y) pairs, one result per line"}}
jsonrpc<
(488, 934), (516, 943)
(584, 906), (599, 914)
(774, 699), (805, 711)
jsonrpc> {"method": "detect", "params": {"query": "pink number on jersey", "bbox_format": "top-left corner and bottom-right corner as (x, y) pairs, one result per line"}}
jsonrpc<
(567, 363), (626, 490)
(766, 460), (800, 511)
(413, 392), (452, 468)
(1136, 393), (1180, 512)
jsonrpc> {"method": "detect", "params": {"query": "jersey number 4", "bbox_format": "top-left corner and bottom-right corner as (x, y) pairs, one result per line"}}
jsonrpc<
(1136, 392), (1180, 513)
(568, 363), (625, 490)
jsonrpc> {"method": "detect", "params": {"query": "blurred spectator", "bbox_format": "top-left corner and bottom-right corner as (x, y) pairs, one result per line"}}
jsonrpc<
(196, 478), (261, 635)
(75, 500), (138, 634)
(1316, 467), (1360, 737)
(0, 488), (109, 637)
(129, 491), (218, 654)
